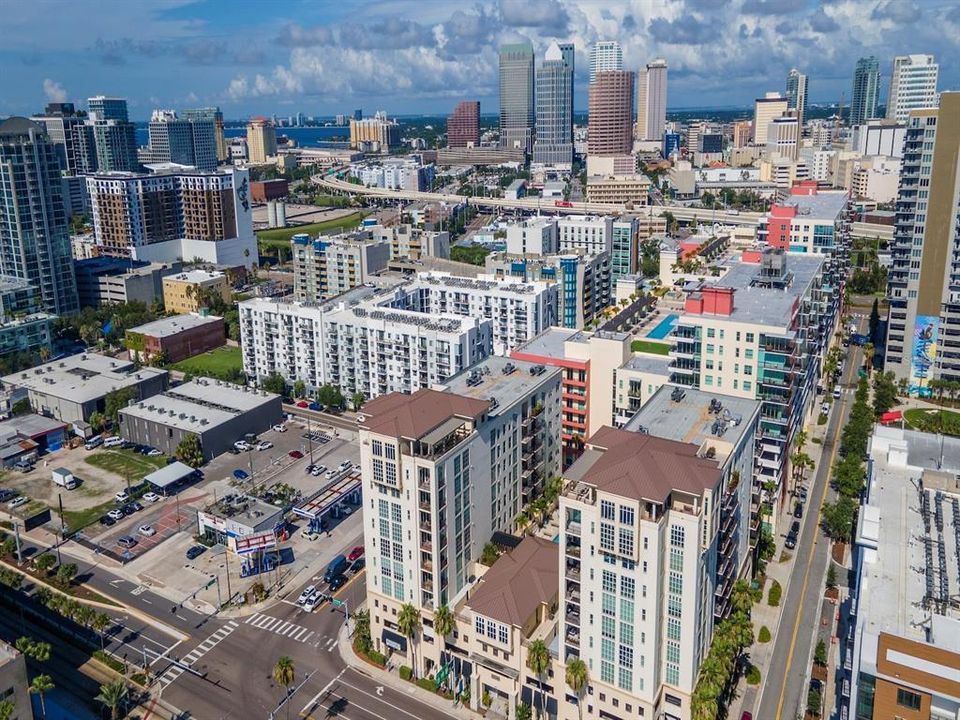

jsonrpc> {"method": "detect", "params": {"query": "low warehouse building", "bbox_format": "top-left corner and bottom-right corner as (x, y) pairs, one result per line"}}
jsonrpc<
(0, 414), (68, 468)
(117, 378), (282, 460)
(125, 313), (225, 364)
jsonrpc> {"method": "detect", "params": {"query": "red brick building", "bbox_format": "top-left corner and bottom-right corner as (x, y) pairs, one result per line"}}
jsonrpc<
(250, 179), (289, 202)
(125, 314), (225, 364)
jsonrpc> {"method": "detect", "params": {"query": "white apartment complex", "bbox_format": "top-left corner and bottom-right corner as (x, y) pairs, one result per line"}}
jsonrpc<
(557, 215), (613, 255)
(291, 231), (390, 302)
(506, 217), (559, 256)
(370, 223), (450, 261)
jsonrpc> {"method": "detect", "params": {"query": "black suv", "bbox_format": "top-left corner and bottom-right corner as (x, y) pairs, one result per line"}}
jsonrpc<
(784, 520), (800, 549)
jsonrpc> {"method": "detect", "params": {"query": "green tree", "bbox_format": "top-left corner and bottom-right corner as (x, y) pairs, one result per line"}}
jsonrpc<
(55, 563), (78, 587)
(480, 542), (500, 566)
(516, 703), (533, 720)
(565, 657), (589, 720)
(351, 392), (365, 412)
(16, 638), (51, 664)
(868, 298), (880, 344)
(526, 639), (550, 719)
(89, 411), (107, 434)
(398, 603), (421, 679)
(92, 612), (112, 650)
(175, 433), (204, 467)
(261, 373), (288, 396)
(814, 639), (827, 666)
(0, 699), (15, 720)
(826, 563), (837, 589)
(96, 679), (128, 720)
(30, 674), (55, 718)
(433, 604), (454, 688)
(872, 371), (898, 417)
(353, 609), (372, 654)
(293, 379), (306, 399)
(273, 656), (295, 720)
(822, 496), (856, 540)
(104, 387), (138, 427)
(317, 384), (344, 410)
(33, 553), (56, 575)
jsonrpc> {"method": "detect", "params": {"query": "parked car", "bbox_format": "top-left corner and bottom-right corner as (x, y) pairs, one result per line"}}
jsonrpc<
(256, 441), (273, 451)
(784, 520), (801, 549)
(234, 440), (252, 452)
(117, 535), (138, 549)
(233, 469), (249, 480)
(120, 504), (136, 517)
(794, 502), (803, 519)
(15, 460), (34, 473)
(272, 424), (287, 433)
(185, 545), (205, 560)
(107, 509), (124, 521)
(84, 435), (103, 450)
(0, 489), (17, 503)
(312, 465), (327, 477)
(305, 464), (316, 474)
(143, 492), (161, 503)
(296, 400), (309, 408)
(328, 574), (347, 592)
(741, 712), (753, 720)
(114, 490), (130, 503)
(99, 515), (116, 527)
(289, 450), (304, 459)
(337, 461), (352, 473)
(297, 585), (317, 605)
(146, 448), (163, 457)
(130, 501), (143, 512)
(308, 401), (322, 411)
(103, 436), (123, 448)
(349, 557), (365, 573)
(347, 545), (365, 562)
(7, 496), (28, 509)
(821, 402), (830, 415)
(138, 525), (156, 537)
(324, 469), (336, 480)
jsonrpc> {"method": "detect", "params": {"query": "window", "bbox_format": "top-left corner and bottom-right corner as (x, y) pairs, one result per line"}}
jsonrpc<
(600, 500), (615, 520)
(668, 596), (682, 618)
(620, 576), (635, 599)
(745, 333), (755, 342)
(619, 621), (633, 646)
(896, 689), (921, 710)
(706, 328), (715, 338)
(666, 664), (680, 685)
(372, 440), (383, 456)
(475, 616), (485, 636)
(670, 525), (685, 548)
(600, 523), (615, 551)
(373, 459), (384, 483)
(619, 645), (633, 669)
(601, 660), (614, 683)
(667, 618), (681, 641)
(602, 616), (615, 639)
(602, 570), (617, 593)
(385, 462), (397, 485)
(619, 506), (635, 525)
(385, 444), (396, 460)
(601, 638), (614, 661)
(498, 625), (508, 644)
(602, 593), (616, 616)
(666, 641), (680, 664)
(669, 572), (683, 595)
(618, 667), (632, 691)
(618, 528), (634, 556)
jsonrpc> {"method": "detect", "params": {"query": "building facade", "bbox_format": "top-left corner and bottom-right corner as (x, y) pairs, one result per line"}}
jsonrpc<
(448, 101), (480, 148)
(588, 41), (623, 84)
(753, 93), (788, 147)
(588, 71), (635, 157)
(886, 54), (939, 123)
(125, 313), (225, 364)
(87, 96), (139, 172)
(785, 68), (808, 124)
(142, 109), (217, 171)
(291, 231), (390, 301)
(370, 224), (450, 261)
(246, 117), (277, 163)
(850, 56), (881, 126)
(74, 258), (182, 307)
(637, 58), (668, 142)
(162, 270), (230, 313)
(533, 42), (574, 167)
(499, 44), (536, 153)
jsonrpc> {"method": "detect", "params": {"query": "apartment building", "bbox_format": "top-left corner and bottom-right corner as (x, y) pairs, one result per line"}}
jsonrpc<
(349, 114), (402, 152)
(85, 166), (257, 267)
(0, 276), (54, 360)
(846, 425), (960, 720)
(585, 175), (652, 207)
(246, 116), (277, 163)
(291, 231), (390, 301)
(447, 101), (480, 148)
(485, 251), (611, 330)
(141, 109), (217, 171)
(239, 290), (491, 397)
(0, 641), (33, 720)
(886, 54), (939, 124)
(758, 183), (851, 264)
(370, 224), (450, 261)
(557, 215), (613, 256)
(162, 270), (230, 313)
(885, 93), (960, 392)
(668, 249), (840, 518)
(505, 218), (559, 256)
(753, 93), (788, 146)
(611, 218), (638, 283)
(360, 358), (561, 654)
(74, 257), (182, 307)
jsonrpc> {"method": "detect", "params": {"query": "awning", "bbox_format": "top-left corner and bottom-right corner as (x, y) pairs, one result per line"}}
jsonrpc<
(382, 629), (407, 653)
(144, 461), (195, 490)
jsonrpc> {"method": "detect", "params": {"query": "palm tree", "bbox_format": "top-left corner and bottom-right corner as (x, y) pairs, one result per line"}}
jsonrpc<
(0, 699), (15, 720)
(30, 674), (54, 718)
(515, 703), (533, 720)
(96, 679), (128, 720)
(397, 603), (421, 678)
(526, 639), (550, 719)
(863, 342), (875, 374)
(565, 657), (589, 720)
(432, 604), (454, 689)
(273, 656), (295, 720)
(92, 612), (111, 650)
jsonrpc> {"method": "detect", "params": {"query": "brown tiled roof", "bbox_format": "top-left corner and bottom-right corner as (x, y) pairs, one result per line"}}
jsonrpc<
(467, 536), (558, 628)
(581, 426), (720, 502)
(360, 389), (490, 440)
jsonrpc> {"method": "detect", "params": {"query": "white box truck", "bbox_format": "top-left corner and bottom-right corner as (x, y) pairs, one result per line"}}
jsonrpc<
(51, 467), (78, 490)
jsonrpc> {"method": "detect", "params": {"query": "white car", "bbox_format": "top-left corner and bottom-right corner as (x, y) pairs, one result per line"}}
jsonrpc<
(833, 387), (842, 399)
(324, 469), (337, 480)
(272, 424), (287, 433)
(7, 496), (28, 509)
(302, 591), (324, 613)
(337, 461), (352, 472)
(297, 585), (317, 605)
(234, 440), (251, 452)
(108, 508), (124, 521)
(142, 492), (161, 503)
(147, 448), (163, 457)
(256, 441), (273, 451)
(115, 490), (130, 503)
(138, 525), (156, 537)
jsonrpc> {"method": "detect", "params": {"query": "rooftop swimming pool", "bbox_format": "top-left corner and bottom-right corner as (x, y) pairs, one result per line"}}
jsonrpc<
(646, 313), (679, 340)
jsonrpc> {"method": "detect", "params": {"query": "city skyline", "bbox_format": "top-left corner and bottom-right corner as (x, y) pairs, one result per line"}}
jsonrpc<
(3, 0), (959, 119)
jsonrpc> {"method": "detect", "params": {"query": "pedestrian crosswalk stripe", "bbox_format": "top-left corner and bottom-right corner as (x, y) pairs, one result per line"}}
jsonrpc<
(244, 613), (313, 642)
(157, 621), (239, 689)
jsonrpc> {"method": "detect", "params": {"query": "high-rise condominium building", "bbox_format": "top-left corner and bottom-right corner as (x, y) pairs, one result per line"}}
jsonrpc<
(588, 71), (635, 156)
(886, 54), (939, 123)
(246, 116), (277, 163)
(785, 68), (808, 124)
(499, 43), (535, 153)
(637, 58), (668, 141)
(588, 40), (622, 84)
(349, 115), (401, 152)
(184, 107), (227, 162)
(87, 95), (139, 172)
(533, 41), (574, 167)
(753, 92), (788, 146)
(447, 101), (480, 148)
(143, 110), (217, 171)
(885, 93), (960, 392)
(850, 56), (880, 126)
(0, 118), (79, 315)
(291, 231), (390, 301)
(765, 116), (800, 160)
(32, 104), (96, 175)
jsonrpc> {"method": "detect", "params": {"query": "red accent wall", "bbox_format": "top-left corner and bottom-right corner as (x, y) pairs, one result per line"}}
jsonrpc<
(766, 205), (796, 250)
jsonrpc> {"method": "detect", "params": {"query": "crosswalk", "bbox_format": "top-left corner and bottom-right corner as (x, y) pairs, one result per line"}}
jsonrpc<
(157, 620), (239, 689)
(244, 612), (315, 643)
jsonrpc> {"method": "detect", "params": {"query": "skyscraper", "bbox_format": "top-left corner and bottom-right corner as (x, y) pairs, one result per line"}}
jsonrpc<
(184, 107), (228, 162)
(558, 42), (575, 130)
(637, 58), (668, 141)
(87, 95), (139, 172)
(886, 54), (939, 123)
(447, 101), (480, 148)
(884, 92), (960, 391)
(0, 118), (79, 315)
(588, 70), (635, 156)
(849, 56), (880, 126)
(533, 41), (574, 167)
(246, 116), (277, 163)
(499, 43), (535, 153)
(588, 41), (622, 84)
(143, 110), (217, 170)
(32, 104), (95, 175)
(753, 92), (788, 146)
(785, 68), (808, 124)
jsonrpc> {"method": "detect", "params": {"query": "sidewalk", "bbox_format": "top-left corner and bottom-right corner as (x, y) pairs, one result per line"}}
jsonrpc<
(336, 610), (477, 720)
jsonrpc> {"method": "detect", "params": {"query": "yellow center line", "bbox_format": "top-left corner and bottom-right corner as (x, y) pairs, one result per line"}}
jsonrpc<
(773, 349), (855, 720)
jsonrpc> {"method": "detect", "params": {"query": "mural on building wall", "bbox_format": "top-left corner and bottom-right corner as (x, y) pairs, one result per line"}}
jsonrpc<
(909, 315), (939, 397)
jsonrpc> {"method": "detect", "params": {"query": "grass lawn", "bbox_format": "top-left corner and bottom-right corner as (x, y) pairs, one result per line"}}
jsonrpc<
(171, 346), (243, 380)
(61, 499), (116, 534)
(85, 449), (167, 479)
(903, 407), (960, 436)
(631, 340), (671, 355)
(256, 212), (366, 248)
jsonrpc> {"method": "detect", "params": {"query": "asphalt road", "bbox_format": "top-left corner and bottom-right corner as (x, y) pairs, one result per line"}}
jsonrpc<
(757, 316), (864, 720)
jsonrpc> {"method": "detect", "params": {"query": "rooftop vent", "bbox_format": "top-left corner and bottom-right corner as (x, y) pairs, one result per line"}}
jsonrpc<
(502, 362), (516, 375)
(671, 387), (686, 403)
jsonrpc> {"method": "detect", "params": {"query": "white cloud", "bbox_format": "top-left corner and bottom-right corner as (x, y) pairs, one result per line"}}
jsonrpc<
(42, 78), (67, 104)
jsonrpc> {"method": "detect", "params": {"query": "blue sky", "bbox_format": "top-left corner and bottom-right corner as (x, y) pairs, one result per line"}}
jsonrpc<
(3, 0), (958, 120)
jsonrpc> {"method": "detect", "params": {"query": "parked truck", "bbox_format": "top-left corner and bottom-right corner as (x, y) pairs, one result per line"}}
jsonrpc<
(51, 467), (78, 490)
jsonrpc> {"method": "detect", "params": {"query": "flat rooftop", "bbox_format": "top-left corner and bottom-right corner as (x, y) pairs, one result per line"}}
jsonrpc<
(0, 414), (65, 440)
(857, 427), (960, 655)
(129, 313), (222, 338)
(163, 269), (224, 284)
(1, 353), (167, 404)
(624, 385), (760, 462)
(441, 356), (561, 417)
(513, 327), (583, 360)
(415, 272), (546, 297)
(779, 191), (848, 221)
(0, 275), (34, 294)
(621, 353), (672, 375)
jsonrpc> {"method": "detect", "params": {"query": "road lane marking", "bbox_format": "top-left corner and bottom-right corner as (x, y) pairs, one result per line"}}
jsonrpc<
(244, 613), (313, 642)
(340, 675), (458, 719)
(156, 620), (238, 689)
(301, 668), (346, 715)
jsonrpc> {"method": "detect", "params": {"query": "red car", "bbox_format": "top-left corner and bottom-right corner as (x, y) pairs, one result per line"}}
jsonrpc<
(296, 400), (309, 408)
(347, 545), (365, 562)
(289, 450), (304, 459)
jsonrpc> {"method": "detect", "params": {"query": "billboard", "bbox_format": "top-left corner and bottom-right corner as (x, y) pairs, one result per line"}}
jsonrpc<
(909, 315), (939, 397)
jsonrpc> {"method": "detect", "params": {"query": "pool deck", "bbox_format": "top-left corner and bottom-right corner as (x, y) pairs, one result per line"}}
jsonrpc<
(645, 313), (679, 340)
